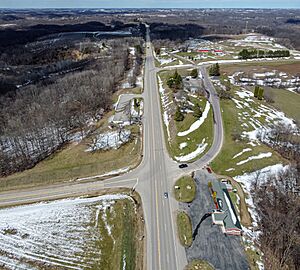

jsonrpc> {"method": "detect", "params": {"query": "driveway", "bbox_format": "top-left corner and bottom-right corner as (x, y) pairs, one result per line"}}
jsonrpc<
(181, 169), (249, 270)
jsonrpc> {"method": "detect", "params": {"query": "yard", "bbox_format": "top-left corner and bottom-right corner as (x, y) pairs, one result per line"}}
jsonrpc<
(158, 69), (214, 162)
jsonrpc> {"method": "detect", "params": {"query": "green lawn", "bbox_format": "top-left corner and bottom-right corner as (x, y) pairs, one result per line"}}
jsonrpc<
(174, 176), (196, 203)
(211, 93), (286, 177)
(176, 211), (193, 247)
(158, 69), (214, 162)
(185, 260), (214, 270)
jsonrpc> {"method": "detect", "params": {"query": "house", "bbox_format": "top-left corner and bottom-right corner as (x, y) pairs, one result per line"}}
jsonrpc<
(209, 180), (242, 236)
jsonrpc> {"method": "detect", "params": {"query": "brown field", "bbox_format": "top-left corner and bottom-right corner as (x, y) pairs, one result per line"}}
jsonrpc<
(222, 61), (300, 76)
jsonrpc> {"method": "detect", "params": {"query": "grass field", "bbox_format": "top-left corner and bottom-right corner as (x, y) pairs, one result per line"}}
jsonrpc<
(92, 197), (143, 270)
(176, 211), (193, 247)
(174, 175), (196, 203)
(0, 189), (144, 270)
(265, 87), (300, 123)
(185, 260), (214, 270)
(0, 123), (142, 191)
(211, 97), (286, 177)
(221, 60), (300, 76)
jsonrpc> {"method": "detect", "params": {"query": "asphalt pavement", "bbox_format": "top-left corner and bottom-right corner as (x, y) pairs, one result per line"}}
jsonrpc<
(0, 27), (225, 270)
(182, 170), (249, 270)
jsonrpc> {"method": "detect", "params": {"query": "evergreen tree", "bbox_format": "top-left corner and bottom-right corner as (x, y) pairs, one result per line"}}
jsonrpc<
(209, 63), (220, 76)
(258, 87), (264, 100)
(174, 107), (184, 121)
(190, 69), (198, 78)
(193, 104), (203, 118)
(254, 86), (259, 98)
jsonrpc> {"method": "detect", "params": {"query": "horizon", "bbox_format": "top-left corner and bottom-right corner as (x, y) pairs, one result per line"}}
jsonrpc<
(0, 1), (299, 9)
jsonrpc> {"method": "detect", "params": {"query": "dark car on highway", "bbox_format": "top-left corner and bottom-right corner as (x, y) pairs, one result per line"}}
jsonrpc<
(179, 164), (188, 169)
(164, 192), (168, 199)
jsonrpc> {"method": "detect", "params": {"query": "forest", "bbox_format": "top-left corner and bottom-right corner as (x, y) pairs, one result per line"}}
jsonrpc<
(0, 37), (144, 176)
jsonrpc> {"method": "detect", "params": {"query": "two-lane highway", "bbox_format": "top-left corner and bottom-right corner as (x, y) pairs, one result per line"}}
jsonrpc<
(0, 27), (224, 270)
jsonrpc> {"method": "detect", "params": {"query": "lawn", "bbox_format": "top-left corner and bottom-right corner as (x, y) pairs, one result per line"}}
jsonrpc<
(176, 211), (193, 247)
(185, 260), (214, 270)
(211, 98), (285, 177)
(0, 124), (142, 191)
(174, 175), (196, 203)
(158, 69), (214, 162)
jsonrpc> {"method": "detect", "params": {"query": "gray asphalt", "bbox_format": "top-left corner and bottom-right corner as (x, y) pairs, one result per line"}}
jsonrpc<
(182, 170), (249, 270)
(0, 27), (226, 270)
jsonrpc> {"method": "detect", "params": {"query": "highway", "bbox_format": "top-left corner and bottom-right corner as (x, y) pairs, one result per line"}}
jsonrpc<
(0, 26), (224, 270)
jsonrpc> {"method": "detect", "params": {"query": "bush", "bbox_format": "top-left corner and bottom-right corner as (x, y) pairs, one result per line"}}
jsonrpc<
(209, 63), (220, 76)
(190, 68), (198, 78)
(174, 107), (184, 121)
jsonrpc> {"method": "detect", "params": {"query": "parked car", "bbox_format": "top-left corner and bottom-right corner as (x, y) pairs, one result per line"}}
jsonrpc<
(164, 192), (168, 199)
(179, 164), (188, 169)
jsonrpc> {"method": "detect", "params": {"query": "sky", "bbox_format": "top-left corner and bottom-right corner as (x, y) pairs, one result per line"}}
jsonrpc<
(0, 0), (299, 9)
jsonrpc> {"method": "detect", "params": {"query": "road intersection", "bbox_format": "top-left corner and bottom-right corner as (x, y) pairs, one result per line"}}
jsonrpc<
(0, 27), (224, 270)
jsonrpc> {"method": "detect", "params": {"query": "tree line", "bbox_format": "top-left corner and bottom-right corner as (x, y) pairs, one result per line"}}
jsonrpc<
(253, 122), (300, 270)
(238, 49), (290, 60)
(0, 38), (144, 176)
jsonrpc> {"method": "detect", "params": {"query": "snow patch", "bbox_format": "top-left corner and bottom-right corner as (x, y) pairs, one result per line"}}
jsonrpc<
(175, 139), (207, 162)
(177, 101), (210, 137)
(236, 152), (272, 165)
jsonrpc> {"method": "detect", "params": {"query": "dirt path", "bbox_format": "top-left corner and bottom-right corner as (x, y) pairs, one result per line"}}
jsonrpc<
(215, 174), (252, 227)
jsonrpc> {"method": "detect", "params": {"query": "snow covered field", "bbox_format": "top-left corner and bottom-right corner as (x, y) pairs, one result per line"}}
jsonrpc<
(229, 70), (300, 92)
(0, 194), (135, 270)
(86, 129), (131, 152)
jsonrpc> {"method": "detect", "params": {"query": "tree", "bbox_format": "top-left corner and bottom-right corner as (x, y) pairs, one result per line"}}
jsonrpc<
(193, 104), (203, 118)
(209, 63), (220, 76)
(258, 87), (264, 100)
(174, 107), (184, 121)
(254, 85), (260, 98)
(167, 70), (182, 89)
(190, 68), (198, 78)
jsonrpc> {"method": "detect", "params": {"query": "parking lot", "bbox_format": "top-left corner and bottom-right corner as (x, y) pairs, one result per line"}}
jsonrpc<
(181, 170), (249, 270)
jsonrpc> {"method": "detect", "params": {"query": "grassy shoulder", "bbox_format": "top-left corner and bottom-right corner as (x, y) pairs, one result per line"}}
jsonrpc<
(85, 190), (144, 270)
(174, 175), (196, 203)
(185, 260), (214, 270)
(0, 121), (142, 191)
(176, 211), (193, 247)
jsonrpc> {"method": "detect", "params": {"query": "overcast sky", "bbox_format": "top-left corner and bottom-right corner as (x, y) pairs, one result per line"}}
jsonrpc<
(0, 0), (299, 9)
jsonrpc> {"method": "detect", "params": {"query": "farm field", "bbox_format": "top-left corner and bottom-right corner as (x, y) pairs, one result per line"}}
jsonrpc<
(0, 191), (144, 270)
